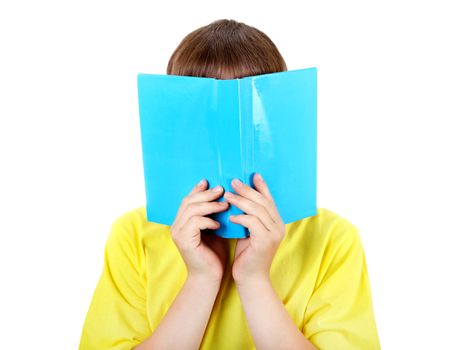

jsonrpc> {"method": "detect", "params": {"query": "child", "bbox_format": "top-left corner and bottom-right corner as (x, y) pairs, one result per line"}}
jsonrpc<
(79, 19), (381, 350)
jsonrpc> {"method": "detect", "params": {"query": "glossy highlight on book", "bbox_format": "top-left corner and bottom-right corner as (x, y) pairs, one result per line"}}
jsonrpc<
(137, 67), (317, 238)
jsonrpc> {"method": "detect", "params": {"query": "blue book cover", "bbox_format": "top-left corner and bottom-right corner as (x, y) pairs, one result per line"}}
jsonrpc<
(137, 67), (317, 239)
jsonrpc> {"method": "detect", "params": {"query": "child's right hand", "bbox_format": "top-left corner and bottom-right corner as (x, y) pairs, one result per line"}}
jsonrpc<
(170, 179), (229, 283)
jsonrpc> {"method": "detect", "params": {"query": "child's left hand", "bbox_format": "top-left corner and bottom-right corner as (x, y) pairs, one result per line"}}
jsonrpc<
(224, 173), (286, 286)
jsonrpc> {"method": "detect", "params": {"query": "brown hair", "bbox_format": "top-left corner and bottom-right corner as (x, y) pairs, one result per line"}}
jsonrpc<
(167, 19), (287, 79)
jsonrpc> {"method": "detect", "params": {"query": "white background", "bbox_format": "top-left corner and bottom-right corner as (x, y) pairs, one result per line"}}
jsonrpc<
(1, 1), (459, 349)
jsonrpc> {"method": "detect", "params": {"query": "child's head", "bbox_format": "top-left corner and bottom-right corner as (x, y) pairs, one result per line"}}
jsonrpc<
(167, 19), (287, 80)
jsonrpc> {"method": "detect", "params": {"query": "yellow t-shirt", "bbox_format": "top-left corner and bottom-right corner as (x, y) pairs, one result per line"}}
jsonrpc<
(78, 206), (380, 350)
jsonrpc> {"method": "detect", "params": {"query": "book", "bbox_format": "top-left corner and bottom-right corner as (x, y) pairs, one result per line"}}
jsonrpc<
(137, 67), (317, 239)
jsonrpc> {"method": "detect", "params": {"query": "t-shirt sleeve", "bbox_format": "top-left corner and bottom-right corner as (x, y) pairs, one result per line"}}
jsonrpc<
(78, 215), (152, 350)
(302, 227), (381, 350)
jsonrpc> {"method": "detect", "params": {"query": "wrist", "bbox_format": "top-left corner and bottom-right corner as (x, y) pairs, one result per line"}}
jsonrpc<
(234, 273), (271, 290)
(187, 272), (223, 290)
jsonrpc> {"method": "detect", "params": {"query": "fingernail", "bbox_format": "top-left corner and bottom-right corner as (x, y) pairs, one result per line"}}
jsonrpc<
(197, 179), (206, 186)
(232, 178), (242, 187)
(256, 173), (264, 182)
(225, 191), (234, 198)
(212, 186), (222, 192)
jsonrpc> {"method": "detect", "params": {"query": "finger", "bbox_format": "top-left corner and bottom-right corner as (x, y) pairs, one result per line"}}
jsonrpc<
(229, 175), (281, 225)
(253, 173), (283, 224)
(253, 173), (275, 203)
(175, 200), (229, 230)
(175, 216), (220, 249)
(189, 185), (225, 203)
(174, 179), (225, 226)
(174, 179), (208, 223)
(229, 214), (269, 242)
(187, 179), (225, 204)
(189, 178), (208, 195)
(252, 173), (282, 222)
(188, 179), (225, 202)
(224, 190), (277, 232)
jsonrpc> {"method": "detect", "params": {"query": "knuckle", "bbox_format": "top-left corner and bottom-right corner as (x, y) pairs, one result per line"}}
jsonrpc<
(185, 201), (199, 214)
(206, 217), (216, 226)
(253, 206), (266, 220)
(193, 215), (207, 229)
(256, 192), (266, 202)
(255, 206), (265, 218)
(190, 215), (201, 225)
(190, 202), (203, 213)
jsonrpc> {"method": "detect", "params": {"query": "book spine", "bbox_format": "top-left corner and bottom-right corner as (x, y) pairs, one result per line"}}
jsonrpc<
(239, 78), (255, 187)
(210, 79), (247, 238)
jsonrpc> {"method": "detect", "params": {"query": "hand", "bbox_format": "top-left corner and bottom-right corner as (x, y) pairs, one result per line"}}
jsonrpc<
(223, 173), (286, 285)
(170, 179), (229, 283)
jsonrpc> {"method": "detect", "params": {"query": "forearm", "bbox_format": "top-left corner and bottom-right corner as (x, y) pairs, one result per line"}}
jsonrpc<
(236, 276), (317, 350)
(134, 274), (221, 350)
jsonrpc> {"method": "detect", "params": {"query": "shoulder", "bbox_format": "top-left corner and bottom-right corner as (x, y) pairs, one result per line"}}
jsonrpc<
(107, 205), (170, 250)
(316, 207), (358, 231)
(288, 207), (361, 246)
(316, 207), (361, 241)
(284, 207), (364, 275)
(306, 208), (365, 284)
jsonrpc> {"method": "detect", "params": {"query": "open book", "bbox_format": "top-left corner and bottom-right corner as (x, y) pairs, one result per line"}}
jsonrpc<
(137, 67), (317, 238)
